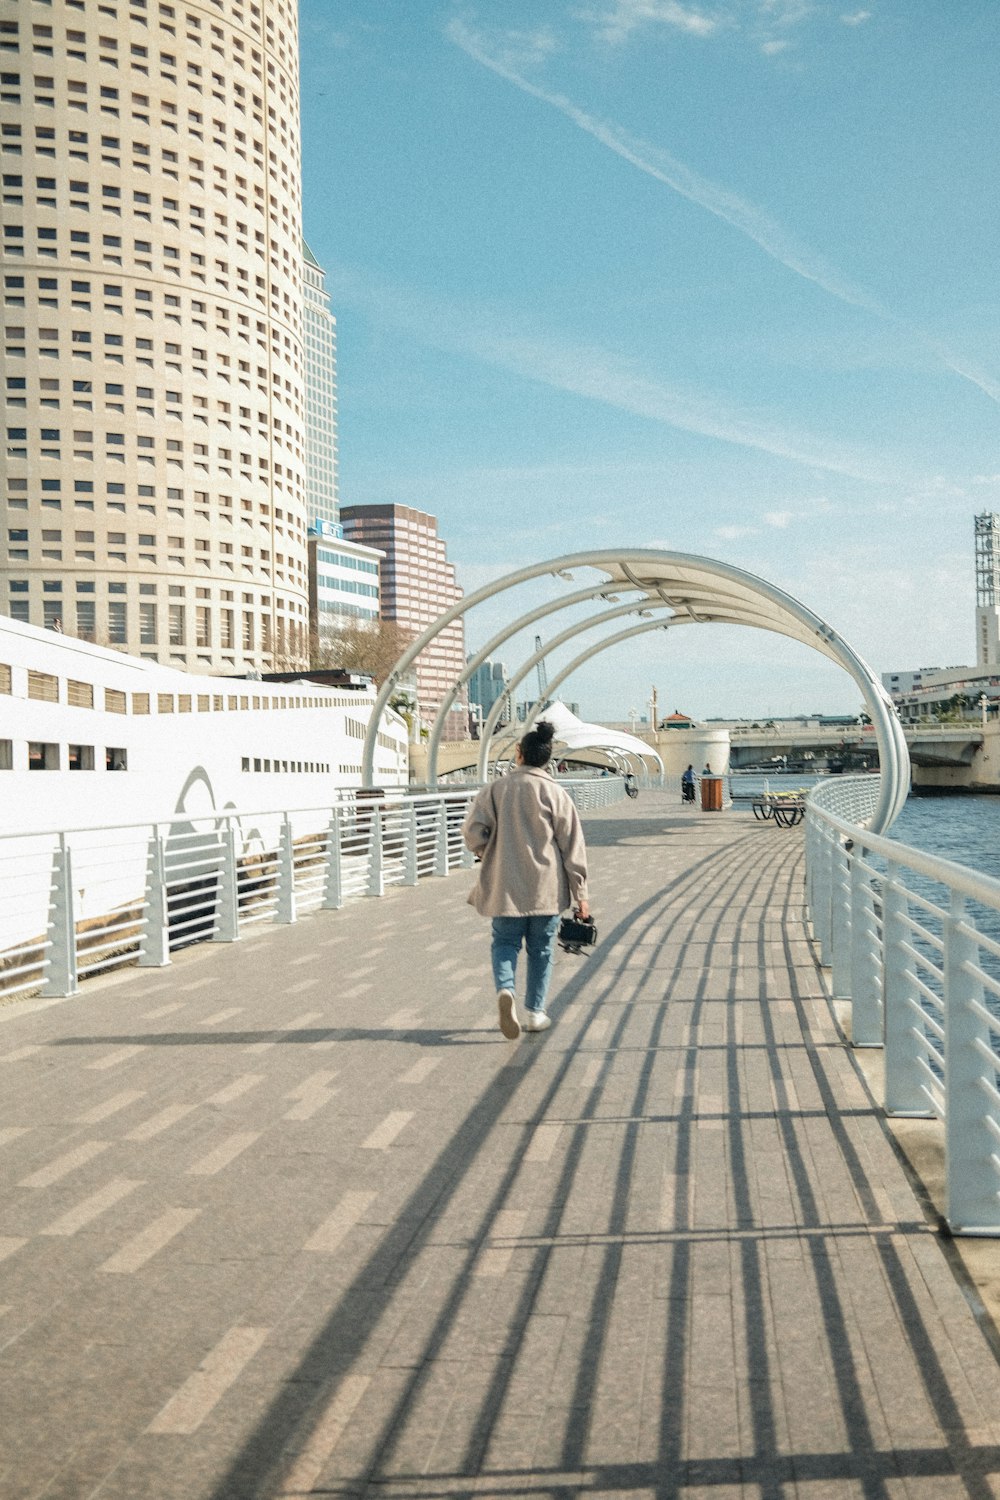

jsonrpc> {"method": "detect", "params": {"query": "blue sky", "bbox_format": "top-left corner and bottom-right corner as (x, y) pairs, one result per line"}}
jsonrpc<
(298, 1), (1000, 721)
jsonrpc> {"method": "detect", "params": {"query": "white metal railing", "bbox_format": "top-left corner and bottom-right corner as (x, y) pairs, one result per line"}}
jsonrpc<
(0, 777), (628, 1007)
(805, 774), (1000, 1235)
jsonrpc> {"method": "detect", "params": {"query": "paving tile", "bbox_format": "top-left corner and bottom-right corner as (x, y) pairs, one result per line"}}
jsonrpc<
(1, 795), (999, 1498)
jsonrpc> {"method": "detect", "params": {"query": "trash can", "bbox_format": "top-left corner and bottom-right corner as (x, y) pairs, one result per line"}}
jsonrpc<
(700, 775), (723, 812)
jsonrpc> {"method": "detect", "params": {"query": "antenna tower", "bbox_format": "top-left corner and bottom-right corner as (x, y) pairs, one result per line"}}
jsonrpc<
(974, 513), (1000, 666)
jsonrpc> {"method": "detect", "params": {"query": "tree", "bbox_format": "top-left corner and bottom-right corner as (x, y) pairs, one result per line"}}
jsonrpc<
(310, 618), (413, 686)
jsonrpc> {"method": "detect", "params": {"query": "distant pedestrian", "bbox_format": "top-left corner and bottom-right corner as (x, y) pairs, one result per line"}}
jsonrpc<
(681, 764), (696, 803)
(462, 721), (589, 1039)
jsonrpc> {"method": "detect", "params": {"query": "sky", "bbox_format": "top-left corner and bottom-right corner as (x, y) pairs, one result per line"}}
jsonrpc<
(297, 1), (1000, 722)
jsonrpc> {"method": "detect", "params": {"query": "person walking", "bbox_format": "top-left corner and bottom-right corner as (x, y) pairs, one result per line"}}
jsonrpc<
(681, 763), (696, 803)
(462, 721), (590, 1040)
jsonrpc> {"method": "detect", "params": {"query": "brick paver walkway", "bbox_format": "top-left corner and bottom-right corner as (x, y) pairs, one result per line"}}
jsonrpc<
(2, 793), (1000, 1498)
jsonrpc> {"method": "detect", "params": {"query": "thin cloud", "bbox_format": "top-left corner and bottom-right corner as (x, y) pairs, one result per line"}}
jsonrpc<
(840, 9), (872, 24)
(715, 524), (759, 539)
(484, 25), (561, 69)
(328, 263), (901, 484)
(447, 18), (1000, 410)
(576, 0), (722, 45)
(575, 0), (820, 48)
(931, 349), (1000, 407)
(447, 18), (882, 314)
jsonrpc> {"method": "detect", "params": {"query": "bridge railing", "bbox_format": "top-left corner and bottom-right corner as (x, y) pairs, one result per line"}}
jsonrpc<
(805, 775), (1000, 1235)
(0, 777), (628, 1006)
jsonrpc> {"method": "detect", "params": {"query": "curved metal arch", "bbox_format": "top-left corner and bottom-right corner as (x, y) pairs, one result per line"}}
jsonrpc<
(362, 549), (909, 834)
(475, 605), (677, 781)
(362, 548), (714, 786)
(426, 580), (646, 785)
(484, 619), (677, 778)
(499, 610), (907, 830)
(487, 594), (840, 766)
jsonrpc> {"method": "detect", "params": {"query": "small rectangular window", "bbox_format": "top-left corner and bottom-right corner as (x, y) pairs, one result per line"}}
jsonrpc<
(29, 742), (59, 771)
(27, 669), (58, 702)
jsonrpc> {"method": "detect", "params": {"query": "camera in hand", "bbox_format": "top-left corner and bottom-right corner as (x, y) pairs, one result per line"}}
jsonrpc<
(558, 912), (598, 955)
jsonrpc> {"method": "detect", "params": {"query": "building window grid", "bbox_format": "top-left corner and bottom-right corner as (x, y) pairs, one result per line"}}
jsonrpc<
(0, 5), (307, 670)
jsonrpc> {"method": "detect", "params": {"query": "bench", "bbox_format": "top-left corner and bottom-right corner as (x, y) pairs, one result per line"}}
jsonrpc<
(751, 791), (807, 827)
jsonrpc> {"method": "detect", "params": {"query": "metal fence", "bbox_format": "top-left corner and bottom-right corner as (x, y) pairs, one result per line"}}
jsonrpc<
(0, 776), (628, 1006)
(805, 775), (1000, 1235)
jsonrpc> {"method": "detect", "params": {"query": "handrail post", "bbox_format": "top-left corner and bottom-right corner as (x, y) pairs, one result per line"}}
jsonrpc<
(848, 844), (881, 1046)
(811, 822), (834, 965)
(214, 822), (240, 943)
(403, 804), (419, 886)
(367, 807), (384, 898)
(322, 812), (343, 910)
(276, 814), (297, 924)
(830, 838), (852, 1000)
(434, 801), (449, 877)
(138, 825), (171, 968)
(883, 866), (933, 1116)
(42, 835), (79, 997)
(804, 813), (818, 927)
(455, 797), (475, 869)
(944, 893), (1000, 1233)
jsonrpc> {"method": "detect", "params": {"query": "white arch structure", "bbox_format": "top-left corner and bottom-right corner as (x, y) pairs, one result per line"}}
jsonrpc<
(488, 698), (664, 781)
(362, 550), (910, 834)
(476, 612), (673, 780)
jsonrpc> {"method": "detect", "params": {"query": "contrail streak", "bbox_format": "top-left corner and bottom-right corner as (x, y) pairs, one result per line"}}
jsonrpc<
(327, 263), (902, 485)
(447, 19), (1000, 409)
(447, 19), (881, 313)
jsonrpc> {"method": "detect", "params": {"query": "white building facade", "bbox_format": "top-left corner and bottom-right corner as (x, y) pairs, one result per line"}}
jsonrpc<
(302, 239), (338, 531)
(1, 0), (310, 674)
(308, 519), (382, 644)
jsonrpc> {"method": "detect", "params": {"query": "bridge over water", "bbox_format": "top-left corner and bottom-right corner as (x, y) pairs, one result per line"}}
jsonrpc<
(3, 792), (1000, 1497)
(415, 723), (992, 792)
(728, 724), (987, 774)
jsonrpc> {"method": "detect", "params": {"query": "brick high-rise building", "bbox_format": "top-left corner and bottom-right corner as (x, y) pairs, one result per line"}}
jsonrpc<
(0, 0), (309, 673)
(340, 504), (467, 740)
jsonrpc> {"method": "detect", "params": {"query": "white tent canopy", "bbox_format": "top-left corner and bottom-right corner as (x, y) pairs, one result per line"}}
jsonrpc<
(504, 699), (662, 776)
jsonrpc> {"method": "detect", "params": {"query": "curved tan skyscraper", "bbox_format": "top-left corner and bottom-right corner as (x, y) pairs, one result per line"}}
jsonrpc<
(1, 0), (308, 672)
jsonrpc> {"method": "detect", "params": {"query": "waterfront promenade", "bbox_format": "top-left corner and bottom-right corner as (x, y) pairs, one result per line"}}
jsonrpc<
(3, 793), (1000, 1498)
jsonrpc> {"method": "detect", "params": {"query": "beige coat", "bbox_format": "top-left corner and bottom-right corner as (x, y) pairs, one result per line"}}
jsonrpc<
(462, 767), (589, 918)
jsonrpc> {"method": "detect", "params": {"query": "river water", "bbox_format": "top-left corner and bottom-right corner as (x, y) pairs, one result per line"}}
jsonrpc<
(730, 772), (1000, 881)
(889, 793), (1000, 880)
(730, 774), (1000, 1019)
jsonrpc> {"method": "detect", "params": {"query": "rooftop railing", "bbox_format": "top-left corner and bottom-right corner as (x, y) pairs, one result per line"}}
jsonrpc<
(0, 776), (628, 1006)
(805, 775), (1000, 1235)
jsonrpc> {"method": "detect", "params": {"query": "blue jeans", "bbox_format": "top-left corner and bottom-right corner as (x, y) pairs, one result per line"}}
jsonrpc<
(491, 915), (560, 1014)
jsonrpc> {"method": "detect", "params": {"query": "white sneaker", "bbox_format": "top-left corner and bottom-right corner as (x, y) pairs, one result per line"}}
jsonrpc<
(497, 989), (520, 1040)
(522, 1010), (551, 1033)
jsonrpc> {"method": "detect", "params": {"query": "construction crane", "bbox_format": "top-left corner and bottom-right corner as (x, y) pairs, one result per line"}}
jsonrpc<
(534, 635), (549, 705)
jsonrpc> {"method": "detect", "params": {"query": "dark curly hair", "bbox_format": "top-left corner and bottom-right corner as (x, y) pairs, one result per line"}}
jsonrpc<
(519, 719), (555, 768)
